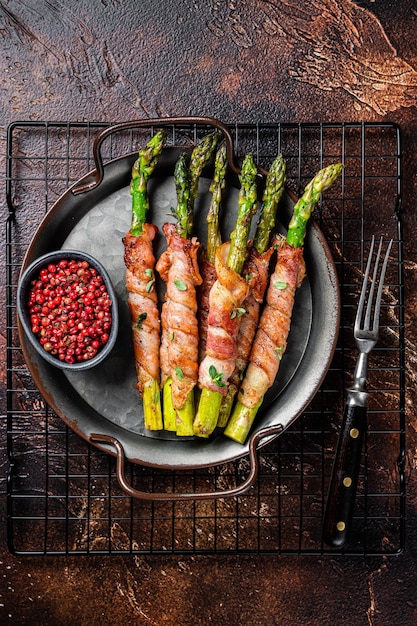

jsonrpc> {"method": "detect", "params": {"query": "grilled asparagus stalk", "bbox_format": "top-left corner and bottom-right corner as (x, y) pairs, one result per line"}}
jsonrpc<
(158, 134), (219, 435)
(193, 153), (258, 437)
(217, 154), (287, 427)
(225, 163), (343, 443)
(123, 130), (166, 430)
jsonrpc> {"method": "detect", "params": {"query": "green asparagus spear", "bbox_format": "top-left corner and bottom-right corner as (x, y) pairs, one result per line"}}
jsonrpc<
(162, 134), (219, 436)
(188, 131), (221, 234)
(198, 143), (228, 366)
(143, 379), (163, 431)
(130, 130), (167, 236)
(193, 153), (258, 437)
(174, 135), (221, 434)
(174, 132), (220, 238)
(253, 154), (287, 255)
(286, 163), (343, 249)
(206, 142), (228, 263)
(227, 153), (259, 274)
(128, 130), (166, 431)
(162, 377), (177, 431)
(174, 153), (192, 239)
(160, 154), (194, 434)
(225, 162), (343, 444)
(217, 154), (287, 427)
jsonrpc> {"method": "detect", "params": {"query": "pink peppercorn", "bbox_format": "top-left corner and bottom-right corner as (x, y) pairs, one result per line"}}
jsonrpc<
(28, 259), (113, 363)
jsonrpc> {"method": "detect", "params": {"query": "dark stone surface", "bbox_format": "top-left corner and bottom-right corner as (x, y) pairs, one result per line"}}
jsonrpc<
(1, 1), (417, 624)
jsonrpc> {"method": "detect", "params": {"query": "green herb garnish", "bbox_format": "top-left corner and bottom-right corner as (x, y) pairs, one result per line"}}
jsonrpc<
(136, 312), (147, 329)
(230, 307), (248, 319)
(175, 366), (184, 380)
(209, 364), (226, 388)
(274, 345), (285, 359)
(145, 268), (155, 292)
(174, 279), (187, 291)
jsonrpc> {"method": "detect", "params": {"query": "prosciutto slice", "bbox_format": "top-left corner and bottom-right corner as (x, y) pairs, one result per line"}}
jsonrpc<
(198, 242), (249, 394)
(123, 224), (160, 396)
(238, 237), (306, 408)
(156, 222), (202, 409)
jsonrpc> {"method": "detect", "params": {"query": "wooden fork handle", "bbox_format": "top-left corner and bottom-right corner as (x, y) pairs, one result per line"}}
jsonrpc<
(323, 392), (368, 547)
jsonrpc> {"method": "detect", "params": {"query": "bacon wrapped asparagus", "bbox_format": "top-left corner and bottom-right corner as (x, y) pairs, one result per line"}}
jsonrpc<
(217, 154), (287, 426)
(122, 130), (166, 430)
(198, 142), (228, 361)
(157, 220), (202, 432)
(193, 153), (258, 437)
(157, 133), (219, 435)
(225, 163), (343, 443)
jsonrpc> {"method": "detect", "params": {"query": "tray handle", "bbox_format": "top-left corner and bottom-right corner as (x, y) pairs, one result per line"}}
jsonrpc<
(72, 116), (247, 196)
(89, 424), (283, 501)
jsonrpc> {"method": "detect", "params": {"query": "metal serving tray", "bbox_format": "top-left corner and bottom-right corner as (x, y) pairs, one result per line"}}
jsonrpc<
(6, 120), (405, 555)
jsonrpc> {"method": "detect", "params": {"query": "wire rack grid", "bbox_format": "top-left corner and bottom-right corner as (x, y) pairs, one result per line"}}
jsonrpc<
(5, 120), (405, 556)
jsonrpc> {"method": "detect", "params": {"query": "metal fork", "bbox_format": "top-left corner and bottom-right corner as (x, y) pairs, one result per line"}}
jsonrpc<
(323, 236), (393, 547)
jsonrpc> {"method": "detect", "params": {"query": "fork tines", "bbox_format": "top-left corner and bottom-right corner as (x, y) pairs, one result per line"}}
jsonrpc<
(355, 236), (393, 337)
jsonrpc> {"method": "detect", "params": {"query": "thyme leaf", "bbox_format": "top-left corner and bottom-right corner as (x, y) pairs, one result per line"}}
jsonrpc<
(144, 268), (155, 292)
(174, 279), (187, 291)
(274, 345), (285, 360)
(175, 366), (184, 380)
(136, 312), (147, 329)
(230, 307), (248, 319)
(209, 364), (226, 388)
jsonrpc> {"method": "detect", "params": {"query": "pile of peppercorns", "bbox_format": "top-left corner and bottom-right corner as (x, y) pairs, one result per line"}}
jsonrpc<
(27, 258), (113, 364)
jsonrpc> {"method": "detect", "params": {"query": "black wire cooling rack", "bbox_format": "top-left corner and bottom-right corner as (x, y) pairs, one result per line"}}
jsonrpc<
(6, 120), (405, 556)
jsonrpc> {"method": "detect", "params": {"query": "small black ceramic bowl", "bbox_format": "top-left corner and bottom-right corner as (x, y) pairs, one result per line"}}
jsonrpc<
(17, 250), (119, 371)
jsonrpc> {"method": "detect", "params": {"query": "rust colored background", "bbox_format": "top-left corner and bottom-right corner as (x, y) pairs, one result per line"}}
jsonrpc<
(1, 1), (417, 624)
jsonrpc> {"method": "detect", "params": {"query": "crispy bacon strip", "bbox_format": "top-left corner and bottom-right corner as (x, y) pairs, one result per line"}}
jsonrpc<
(238, 238), (306, 408)
(123, 224), (160, 395)
(234, 244), (275, 378)
(197, 254), (217, 361)
(217, 243), (275, 427)
(156, 222), (202, 410)
(198, 242), (249, 394)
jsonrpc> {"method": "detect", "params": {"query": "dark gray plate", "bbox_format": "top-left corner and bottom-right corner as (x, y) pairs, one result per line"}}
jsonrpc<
(18, 148), (340, 469)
